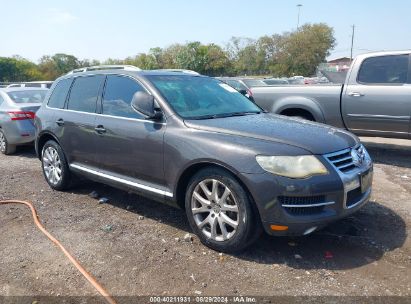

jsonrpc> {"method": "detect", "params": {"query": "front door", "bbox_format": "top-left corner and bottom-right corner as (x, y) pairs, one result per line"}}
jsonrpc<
(342, 53), (411, 138)
(94, 74), (167, 194)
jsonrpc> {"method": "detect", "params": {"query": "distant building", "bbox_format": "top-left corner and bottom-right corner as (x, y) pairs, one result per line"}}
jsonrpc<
(327, 57), (352, 71)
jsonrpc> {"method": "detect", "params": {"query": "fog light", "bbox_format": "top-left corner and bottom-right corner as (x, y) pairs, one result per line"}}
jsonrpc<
(270, 225), (288, 231)
(303, 226), (317, 235)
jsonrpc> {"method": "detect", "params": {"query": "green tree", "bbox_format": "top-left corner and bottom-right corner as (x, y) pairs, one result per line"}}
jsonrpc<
(272, 23), (336, 76)
(0, 56), (42, 82)
(38, 53), (80, 80)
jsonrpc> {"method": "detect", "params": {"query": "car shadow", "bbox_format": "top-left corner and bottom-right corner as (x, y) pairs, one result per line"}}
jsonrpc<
(71, 182), (406, 271)
(10, 145), (37, 159)
(235, 200), (406, 270)
(362, 139), (411, 169)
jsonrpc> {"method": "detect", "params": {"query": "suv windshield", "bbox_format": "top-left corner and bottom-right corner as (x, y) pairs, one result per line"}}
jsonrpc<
(7, 90), (48, 104)
(147, 75), (261, 119)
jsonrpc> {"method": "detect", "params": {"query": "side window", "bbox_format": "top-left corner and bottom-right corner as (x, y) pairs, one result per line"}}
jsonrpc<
(102, 75), (145, 119)
(358, 55), (409, 84)
(67, 75), (104, 113)
(48, 78), (73, 109)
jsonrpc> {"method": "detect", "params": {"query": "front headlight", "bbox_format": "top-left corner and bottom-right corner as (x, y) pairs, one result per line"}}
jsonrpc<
(256, 155), (329, 179)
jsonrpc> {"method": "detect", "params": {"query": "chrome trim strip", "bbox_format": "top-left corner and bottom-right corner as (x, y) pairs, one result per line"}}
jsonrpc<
(334, 155), (352, 163)
(347, 114), (410, 120)
(282, 201), (335, 208)
(346, 188), (371, 209)
(338, 162), (355, 170)
(349, 128), (409, 135)
(45, 106), (166, 125)
(70, 164), (173, 197)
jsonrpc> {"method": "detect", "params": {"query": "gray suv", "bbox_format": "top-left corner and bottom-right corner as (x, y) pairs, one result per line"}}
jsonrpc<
(35, 66), (373, 253)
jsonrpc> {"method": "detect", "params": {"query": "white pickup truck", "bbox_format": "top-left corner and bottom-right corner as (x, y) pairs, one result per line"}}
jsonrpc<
(251, 51), (411, 139)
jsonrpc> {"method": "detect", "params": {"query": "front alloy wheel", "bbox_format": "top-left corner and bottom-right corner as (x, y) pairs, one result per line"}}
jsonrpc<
(185, 168), (261, 253)
(191, 179), (239, 242)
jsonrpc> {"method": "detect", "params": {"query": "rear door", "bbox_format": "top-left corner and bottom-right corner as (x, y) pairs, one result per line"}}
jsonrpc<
(342, 53), (411, 138)
(94, 74), (167, 194)
(55, 75), (105, 168)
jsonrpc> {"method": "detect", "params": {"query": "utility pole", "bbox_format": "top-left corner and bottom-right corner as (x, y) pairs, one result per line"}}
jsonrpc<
(350, 25), (355, 62)
(297, 4), (302, 30)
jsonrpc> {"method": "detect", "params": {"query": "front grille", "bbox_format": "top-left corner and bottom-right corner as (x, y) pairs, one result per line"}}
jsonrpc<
(325, 147), (358, 173)
(346, 187), (363, 208)
(279, 195), (331, 216)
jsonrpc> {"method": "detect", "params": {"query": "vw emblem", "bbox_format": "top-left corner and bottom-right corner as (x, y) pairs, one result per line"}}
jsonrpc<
(351, 148), (363, 167)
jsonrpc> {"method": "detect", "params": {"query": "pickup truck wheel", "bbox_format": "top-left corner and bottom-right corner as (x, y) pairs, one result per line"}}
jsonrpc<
(41, 140), (71, 191)
(0, 130), (16, 155)
(290, 115), (314, 121)
(185, 168), (260, 253)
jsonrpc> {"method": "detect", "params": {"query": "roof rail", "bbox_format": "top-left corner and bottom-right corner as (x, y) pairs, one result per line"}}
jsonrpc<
(67, 65), (141, 75)
(155, 69), (200, 75)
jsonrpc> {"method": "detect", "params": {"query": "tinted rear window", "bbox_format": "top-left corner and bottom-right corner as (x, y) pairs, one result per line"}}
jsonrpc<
(67, 75), (104, 113)
(48, 78), (73, 109)
(358, 55), (409, 84)
(7, 90), (48, 103)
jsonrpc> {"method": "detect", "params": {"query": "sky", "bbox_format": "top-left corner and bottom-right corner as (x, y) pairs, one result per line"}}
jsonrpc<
(1, 0), (410, 62)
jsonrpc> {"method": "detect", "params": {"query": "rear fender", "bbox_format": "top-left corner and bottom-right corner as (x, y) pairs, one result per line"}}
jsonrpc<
(272, 96), (325, 123)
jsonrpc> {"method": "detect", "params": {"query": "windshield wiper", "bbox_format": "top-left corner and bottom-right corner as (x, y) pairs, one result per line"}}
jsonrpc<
(189, 111), (261, 120)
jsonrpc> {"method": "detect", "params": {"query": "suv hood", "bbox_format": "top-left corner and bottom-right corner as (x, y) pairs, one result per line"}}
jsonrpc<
(184, 113), (357, 155)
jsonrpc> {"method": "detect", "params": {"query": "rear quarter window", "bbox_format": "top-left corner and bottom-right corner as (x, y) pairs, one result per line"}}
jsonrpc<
(357, 54), (409, 85)
(48, 78), (73, 109)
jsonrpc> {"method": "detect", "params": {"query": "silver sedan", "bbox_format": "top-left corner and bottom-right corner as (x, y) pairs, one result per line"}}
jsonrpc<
(0, 88), (48, 155)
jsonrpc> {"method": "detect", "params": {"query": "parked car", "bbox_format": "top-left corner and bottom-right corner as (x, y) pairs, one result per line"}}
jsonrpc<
(263, 78), (289, 85)
(0, 88), (48, 154)
(251, 51), (411, 139)
(7, 81), (54, 89)
(35, 67), (373, 253)
(217, 78), (254, 101)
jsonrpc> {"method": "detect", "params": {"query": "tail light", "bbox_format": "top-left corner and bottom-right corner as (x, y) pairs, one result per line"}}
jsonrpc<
(7, 111), (36, 121)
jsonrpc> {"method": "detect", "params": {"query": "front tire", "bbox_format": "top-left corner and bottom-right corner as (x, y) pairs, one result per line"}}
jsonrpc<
(41, 140), (71, 190)
(0, 129), (16, 155)
(185, 167), (261, 253)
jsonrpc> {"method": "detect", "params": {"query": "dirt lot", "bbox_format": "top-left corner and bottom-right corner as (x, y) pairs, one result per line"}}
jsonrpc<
(0, 137), (410, 300)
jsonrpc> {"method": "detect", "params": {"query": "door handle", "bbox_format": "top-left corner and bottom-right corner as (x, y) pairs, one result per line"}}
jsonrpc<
(56, 118), (64, 126)
(348, 92), (365, 97)
(95, 125), (106, 134)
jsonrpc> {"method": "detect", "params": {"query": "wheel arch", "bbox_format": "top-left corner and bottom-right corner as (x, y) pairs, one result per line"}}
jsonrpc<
(271, 96), (325, 123)
(36, 132), (61, 159)
(174, 161), (260, 219)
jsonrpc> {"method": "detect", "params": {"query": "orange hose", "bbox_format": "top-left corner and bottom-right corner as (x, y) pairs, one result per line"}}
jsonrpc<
(0, 200), (117, 304)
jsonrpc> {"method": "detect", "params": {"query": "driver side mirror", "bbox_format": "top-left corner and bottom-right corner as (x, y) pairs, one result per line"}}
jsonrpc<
(131, 91), (163, 120)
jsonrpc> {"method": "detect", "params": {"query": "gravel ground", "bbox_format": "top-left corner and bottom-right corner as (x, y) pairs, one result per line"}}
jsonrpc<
(0, 137), (410, 300)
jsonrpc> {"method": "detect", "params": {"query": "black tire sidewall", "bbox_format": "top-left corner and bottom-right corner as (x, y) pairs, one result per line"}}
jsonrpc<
(185, 168), (257, 253)
(0, 129), (15, 155)
(41, 140), (71, 190)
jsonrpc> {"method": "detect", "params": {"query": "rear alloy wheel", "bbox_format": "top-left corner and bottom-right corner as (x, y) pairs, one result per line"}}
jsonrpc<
(41, 140), (71, 190)
(0, 129), (16, 155)
(185, 168), (261, 253)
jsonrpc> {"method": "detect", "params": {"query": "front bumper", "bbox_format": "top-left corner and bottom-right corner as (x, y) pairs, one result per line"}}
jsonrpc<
(241, 146), (373, 236)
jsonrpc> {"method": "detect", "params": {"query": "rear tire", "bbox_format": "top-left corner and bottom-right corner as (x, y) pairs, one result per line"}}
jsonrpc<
(0, 129), (16, 155)
(185, 167), (261, 253)
(41, 140), (71, 190)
